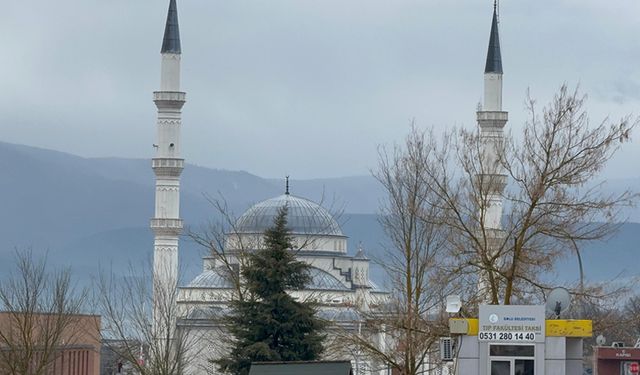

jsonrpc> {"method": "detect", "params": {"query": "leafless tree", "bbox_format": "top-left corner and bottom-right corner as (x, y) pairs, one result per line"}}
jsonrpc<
(570, 285), (638, 367)
(95, 263), (203, 375)
(625, 295), (640, 342)
(0, 249), (88, 375)
(340, 85), (637, 374)
(186, 196), (253, 302)
(332, 127), (458, 375)
(422, 85), (637, 304)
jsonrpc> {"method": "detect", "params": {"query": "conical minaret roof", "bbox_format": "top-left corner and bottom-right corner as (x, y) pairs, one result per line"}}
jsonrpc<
(161, 0), (181, 54)
(484, 4), (502, 74)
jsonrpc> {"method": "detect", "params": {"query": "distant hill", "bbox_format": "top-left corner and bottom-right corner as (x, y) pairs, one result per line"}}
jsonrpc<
(1, 141), (638, 287)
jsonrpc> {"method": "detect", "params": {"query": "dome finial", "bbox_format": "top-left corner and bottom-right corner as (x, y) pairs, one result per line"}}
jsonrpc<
(285, 176), (290, 195)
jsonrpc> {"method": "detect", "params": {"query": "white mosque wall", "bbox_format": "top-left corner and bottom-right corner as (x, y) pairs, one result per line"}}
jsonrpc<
(178, 289), (237, 304)
(179, 324), (228, 375)
(176, 247), (391, 375)
(179, 315), (388, 375)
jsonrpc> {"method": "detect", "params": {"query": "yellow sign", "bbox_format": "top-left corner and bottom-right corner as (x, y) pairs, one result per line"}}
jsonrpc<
(449, 318), (591, 338)
(546, 320), (592, 337)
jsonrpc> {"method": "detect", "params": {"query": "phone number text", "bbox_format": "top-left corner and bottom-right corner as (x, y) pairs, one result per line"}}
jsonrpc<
(478, 331), (536, 341)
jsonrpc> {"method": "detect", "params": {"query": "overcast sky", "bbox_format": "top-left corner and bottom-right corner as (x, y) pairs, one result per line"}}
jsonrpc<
(2, 0), (639, 179)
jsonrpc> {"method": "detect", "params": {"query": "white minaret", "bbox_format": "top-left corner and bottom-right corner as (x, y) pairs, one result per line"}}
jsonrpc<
(477, 1), (508, 302)
(151, 0), (185, 342)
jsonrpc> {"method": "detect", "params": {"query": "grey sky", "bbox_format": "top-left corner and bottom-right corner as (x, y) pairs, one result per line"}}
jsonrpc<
(1, 0), (639, 179)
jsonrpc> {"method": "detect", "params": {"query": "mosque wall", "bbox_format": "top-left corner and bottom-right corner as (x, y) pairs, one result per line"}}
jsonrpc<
(179, 316), (388, 375)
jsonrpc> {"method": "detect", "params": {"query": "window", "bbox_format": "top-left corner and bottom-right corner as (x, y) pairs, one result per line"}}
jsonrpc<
(489, 345), (535, 375)
(490, 345), (535, 357)
(491, 361), (510, 375)
(514, 359), (534, 375)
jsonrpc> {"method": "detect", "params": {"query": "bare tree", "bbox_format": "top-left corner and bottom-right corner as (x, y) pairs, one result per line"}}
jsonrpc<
(186, 196), (253, 302)
(625, 295), (640, 342)
(422, 85), (637, 304)
(95, 263), (203, 375)
(0, 249), (87, 375)
(571, 286), (638, 368)
(332, 127), (457, 375)
(339, 85), (637, 374)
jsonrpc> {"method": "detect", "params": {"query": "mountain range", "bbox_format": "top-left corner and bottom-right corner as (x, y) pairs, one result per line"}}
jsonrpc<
(1, 141), (639, 288)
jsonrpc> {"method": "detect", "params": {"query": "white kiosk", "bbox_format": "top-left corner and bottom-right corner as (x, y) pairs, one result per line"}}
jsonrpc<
(450, 305), (592, 375)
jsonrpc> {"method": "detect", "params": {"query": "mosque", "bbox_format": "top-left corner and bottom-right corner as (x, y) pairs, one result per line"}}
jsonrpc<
(149, 0), (506, 374)
(176, 189), (390, 374)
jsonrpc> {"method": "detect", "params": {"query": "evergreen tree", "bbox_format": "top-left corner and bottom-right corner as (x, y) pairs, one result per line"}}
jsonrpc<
(216, 206), (325, 375)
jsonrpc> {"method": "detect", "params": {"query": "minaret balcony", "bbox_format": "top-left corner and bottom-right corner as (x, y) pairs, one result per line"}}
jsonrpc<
(152, 158), (184, 177)
(473, 228), (506, 247)
(475, 173), (507, 194)
(151, 218), (183, 235)
(477, 111), (508, 130)
(153, 91), (186, 109)
(154, 91), (186, 101)
(477, 111), (508, 122)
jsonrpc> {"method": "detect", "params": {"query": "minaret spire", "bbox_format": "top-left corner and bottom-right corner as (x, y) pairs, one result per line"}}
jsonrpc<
(482, 0), (504, 112)
(484, 1), (503, 74)
(161, 0), (181, 54)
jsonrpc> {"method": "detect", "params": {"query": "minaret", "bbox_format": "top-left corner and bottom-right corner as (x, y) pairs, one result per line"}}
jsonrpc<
(477, 1), (508, 302)
(151, 0), (185, 340)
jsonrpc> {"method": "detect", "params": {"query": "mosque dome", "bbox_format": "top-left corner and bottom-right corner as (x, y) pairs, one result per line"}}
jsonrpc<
(185, 267), (234, 289)
(234, 194), (344, 237)
(307, 267), (350, 291)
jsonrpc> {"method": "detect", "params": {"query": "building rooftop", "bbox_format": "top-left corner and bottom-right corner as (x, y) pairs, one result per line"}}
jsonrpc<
(249, 361), (352, 375)
(234, 194), (344, 237)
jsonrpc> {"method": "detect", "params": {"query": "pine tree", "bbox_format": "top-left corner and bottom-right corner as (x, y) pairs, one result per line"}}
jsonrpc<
(216, 206), (325, 375)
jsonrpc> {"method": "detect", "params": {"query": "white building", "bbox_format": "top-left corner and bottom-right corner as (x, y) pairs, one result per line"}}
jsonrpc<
(150, 2), (389, 374)
(176, 191), (390, 374)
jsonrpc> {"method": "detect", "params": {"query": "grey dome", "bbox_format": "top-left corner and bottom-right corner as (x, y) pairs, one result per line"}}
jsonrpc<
(235, 194), (344, 236)
(307, 267), (349, 291)
(186, 267), (233, 289)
